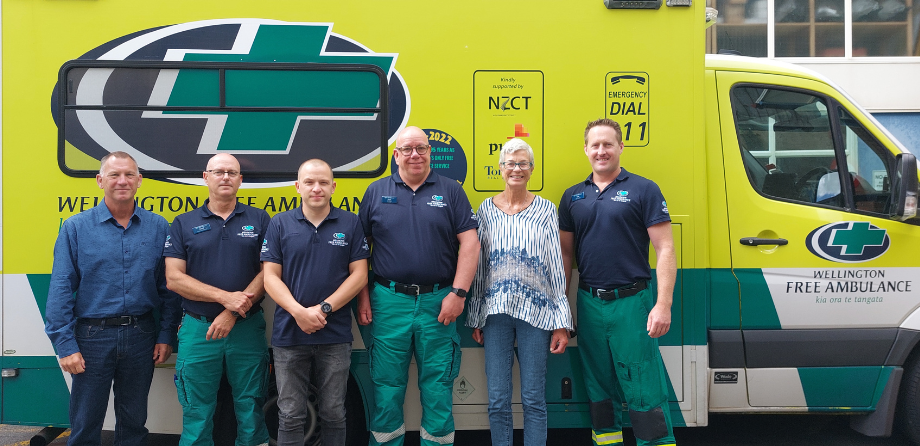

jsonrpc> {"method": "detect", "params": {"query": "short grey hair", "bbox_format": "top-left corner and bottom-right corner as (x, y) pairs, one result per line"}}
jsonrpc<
(99, 151), (139, 175)
(500, 139), (535, 165)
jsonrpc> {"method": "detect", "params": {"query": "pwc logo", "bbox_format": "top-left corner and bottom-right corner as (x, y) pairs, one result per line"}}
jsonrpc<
(805, 221), (890, 263)
(51, 19), (410, 183)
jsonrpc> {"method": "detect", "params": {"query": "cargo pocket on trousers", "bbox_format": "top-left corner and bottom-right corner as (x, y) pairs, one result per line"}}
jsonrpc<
(174, 360), (190, 409)
(616, 358), (667, 410)
(444, 333), (462, 382)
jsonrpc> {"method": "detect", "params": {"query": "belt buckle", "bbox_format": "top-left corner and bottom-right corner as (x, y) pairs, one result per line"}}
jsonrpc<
(406, 284), (420, 296)
(595, 288), (616, 300)
(115, 315), (134, 326)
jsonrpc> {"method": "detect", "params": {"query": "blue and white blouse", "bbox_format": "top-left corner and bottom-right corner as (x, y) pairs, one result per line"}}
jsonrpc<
(467, 195), (574, 331)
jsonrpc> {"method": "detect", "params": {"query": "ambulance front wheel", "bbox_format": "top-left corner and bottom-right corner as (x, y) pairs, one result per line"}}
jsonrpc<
(896, 350), (920, 445)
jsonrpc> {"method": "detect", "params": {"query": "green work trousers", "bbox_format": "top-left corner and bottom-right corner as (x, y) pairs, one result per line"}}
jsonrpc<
(174, 312), (270, 446)
(576, 288), (676, 446)
(368, 283), (462, 446)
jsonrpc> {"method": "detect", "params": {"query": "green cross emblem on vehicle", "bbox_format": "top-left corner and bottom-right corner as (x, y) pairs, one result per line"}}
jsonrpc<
(828, 221), (887, 255)
(160, 23), (395, 154)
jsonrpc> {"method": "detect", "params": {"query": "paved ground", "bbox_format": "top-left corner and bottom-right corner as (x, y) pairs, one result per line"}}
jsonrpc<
(0, 414), (916, 445)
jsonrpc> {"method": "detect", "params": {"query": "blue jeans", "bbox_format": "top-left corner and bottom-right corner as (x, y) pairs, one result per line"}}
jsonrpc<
(272, 343), (352, 446)
(483, 314), (551, 446)
(68, 316), (157, 446)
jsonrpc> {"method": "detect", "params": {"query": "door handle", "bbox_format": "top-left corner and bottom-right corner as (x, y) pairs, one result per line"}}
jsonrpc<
(740, 237), (788, 246)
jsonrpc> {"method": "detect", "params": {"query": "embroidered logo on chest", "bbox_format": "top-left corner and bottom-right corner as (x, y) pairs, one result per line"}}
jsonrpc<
(328, 232), (349, 247)
(611, 190), (631, 203)
(427, 195), (448, 208)
(238, 225), (259, 238)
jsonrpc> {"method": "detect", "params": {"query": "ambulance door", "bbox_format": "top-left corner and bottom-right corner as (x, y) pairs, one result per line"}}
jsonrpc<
(716, 71), (915, 410)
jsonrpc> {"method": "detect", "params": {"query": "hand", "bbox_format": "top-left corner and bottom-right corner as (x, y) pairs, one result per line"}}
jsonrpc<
(550, 328), (569, 354)
(59, 352), (85, 374)
(472, 328), (484, 345)
(437, 293), (465, 325)
(294, 305), (327, 334)
(206, 310), (238, 341)
(220, 291), (254, 316)
(153, 343), (173, 365)
(357, 292), (372, 326)
(647, 303), (672, 338)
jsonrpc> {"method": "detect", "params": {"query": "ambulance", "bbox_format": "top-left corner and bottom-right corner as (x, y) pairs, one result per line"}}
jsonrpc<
(2, 1), (919, 445)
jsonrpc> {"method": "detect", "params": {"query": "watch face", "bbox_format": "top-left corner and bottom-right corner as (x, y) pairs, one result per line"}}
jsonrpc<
(321, 302), (332, 313)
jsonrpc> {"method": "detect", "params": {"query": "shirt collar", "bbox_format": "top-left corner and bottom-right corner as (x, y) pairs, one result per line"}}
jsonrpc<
(198, 199), (243, 218)
(294, 205), (340, 223)
(585, 168), (631, 186)
(94, 200), (140, 223)
(392, 169), (438, 185)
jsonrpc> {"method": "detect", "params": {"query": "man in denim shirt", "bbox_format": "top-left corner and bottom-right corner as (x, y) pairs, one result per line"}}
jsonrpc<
(45, 151), (181, 446)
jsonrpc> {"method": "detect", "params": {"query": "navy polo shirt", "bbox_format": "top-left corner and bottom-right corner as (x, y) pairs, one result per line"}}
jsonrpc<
(559, 168), (670, 288)
(260, 206), (370, 346)
(164, 201), (269, 319)
(359, 170), (478, 285)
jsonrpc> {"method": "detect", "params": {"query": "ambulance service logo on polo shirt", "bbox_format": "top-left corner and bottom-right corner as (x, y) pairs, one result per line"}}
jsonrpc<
(164, 235), (172, 249)
(428, 195), (447, 208)
(612, 190), (631, 203)
(662, 200), (669, 214)
(261, 239), (269, 253)
(329, 233), (348, 247)
(238, 225), (258, 238)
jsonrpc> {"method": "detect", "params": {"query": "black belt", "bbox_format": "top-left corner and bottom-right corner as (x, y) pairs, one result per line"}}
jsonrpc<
(185, 307), (262, 323)
(579, 280), (648, 301)
(78, 311), (152, 326)
(375, 276), (451, 296)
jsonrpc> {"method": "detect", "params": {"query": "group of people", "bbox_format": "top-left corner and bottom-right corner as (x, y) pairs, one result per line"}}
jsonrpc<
(44, 118), (677, 446)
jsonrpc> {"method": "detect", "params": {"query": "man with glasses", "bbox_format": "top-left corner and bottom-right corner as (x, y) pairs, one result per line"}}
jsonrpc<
(357, 126), (480, 446)
(164, 153), (271, 446)
(45, 151), (180, 446)
(559, 119), (677, 446)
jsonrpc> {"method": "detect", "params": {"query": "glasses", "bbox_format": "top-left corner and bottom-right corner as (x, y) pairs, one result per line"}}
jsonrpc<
(396, 145), (431, 156)
(500, 161), (534, 171)
(206, 170), (240, 178)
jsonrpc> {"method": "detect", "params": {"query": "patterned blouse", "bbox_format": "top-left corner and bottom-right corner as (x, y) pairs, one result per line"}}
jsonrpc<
(466, 195), (573, 331)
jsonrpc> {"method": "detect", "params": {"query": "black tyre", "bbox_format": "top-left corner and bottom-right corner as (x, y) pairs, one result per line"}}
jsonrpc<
(897, 350), (920, 445)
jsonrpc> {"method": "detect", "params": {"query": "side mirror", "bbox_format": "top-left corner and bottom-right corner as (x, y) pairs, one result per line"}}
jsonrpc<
(891, 152), (918, 221)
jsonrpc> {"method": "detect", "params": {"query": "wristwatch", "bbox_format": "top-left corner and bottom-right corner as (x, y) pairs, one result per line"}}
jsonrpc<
(450, 287), (468, 298)
(320, 301), (333, 315)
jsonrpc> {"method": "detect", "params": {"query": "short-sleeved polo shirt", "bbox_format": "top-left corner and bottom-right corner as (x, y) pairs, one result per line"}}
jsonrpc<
(164, 200), (270, 319)
(359, 170), (478, 285)
(260, 206), (369, 346)
(559, 168), (670, 288)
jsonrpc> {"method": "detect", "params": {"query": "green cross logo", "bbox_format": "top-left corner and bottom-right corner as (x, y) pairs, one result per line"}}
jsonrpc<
(828, 222), (887, 255)
(152, 23), (396, 155)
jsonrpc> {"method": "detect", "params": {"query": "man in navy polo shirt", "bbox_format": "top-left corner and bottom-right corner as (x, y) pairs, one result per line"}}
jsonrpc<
(262, 159), (369, 446)
(559, 118), (677, 446)
(356, 126), (480, 446)
(164, 153), (271, 446)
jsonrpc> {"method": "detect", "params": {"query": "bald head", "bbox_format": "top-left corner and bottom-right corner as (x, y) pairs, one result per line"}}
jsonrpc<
(396, 126), (427, 147)
(297, 159), (334, 181)
(206, 153), (240, 172)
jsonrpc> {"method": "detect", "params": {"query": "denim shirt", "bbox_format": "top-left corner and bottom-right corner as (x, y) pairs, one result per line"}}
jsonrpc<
(45, 202), (181, 358)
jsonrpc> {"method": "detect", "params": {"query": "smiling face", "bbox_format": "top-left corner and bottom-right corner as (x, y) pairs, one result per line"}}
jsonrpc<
(295, 160), (336, 212)
(584, 124), (625, 177)
(393, 126), (431, 181)
(500, 149), (533, 189)
(203, 154), (242, 200)
(96, 155), (142, 205)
